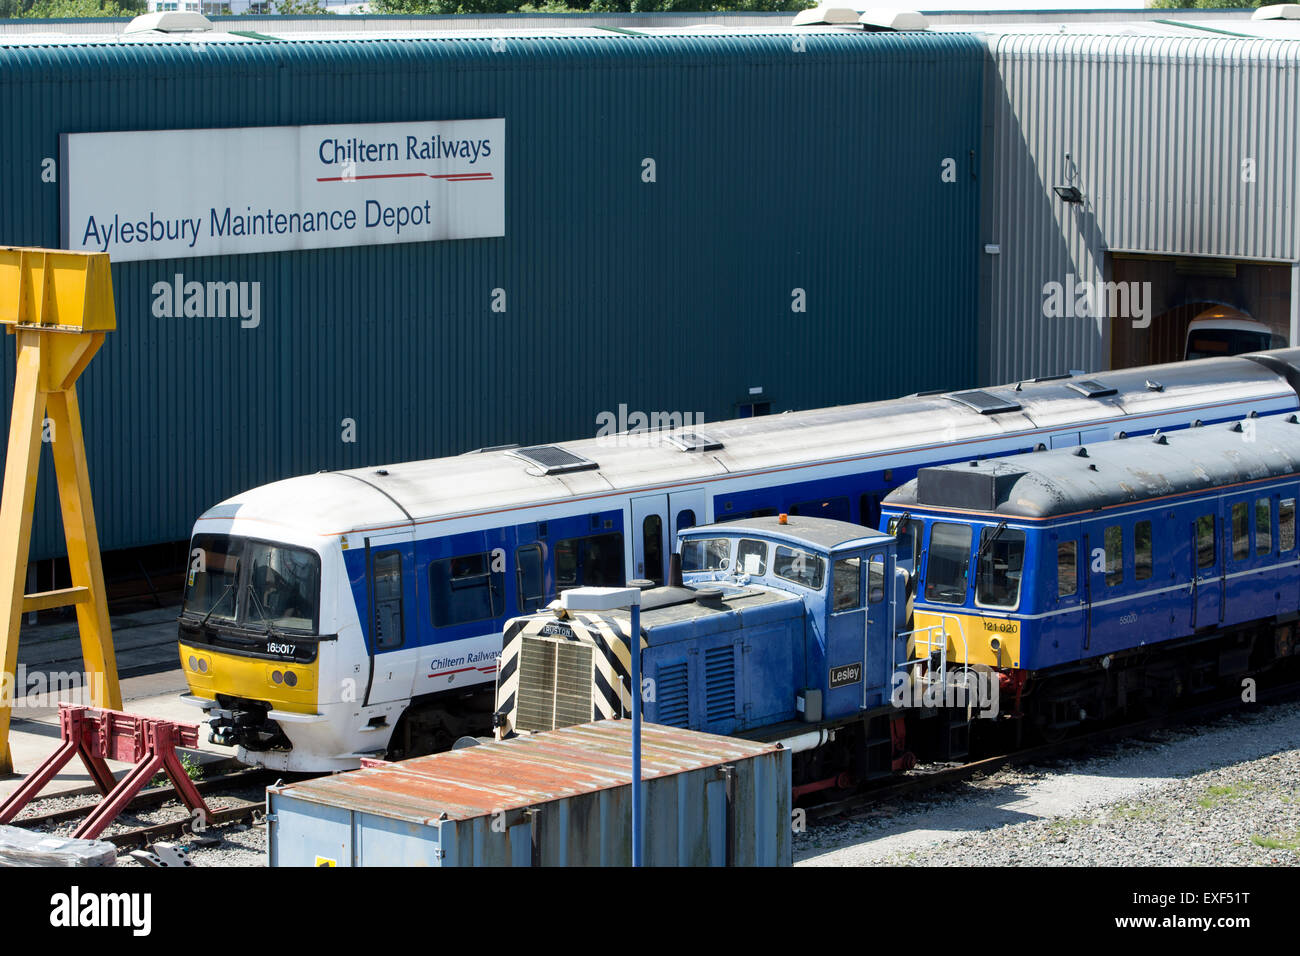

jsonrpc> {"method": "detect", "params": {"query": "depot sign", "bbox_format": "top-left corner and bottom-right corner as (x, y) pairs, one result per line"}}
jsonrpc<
(60, 118), (505, 262)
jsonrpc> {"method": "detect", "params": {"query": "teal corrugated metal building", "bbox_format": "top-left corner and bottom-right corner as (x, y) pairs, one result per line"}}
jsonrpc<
(0, 30), (984, 558)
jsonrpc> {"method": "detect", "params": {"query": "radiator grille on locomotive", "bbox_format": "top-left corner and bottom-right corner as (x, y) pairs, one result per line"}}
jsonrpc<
(515, 637), (595, 733)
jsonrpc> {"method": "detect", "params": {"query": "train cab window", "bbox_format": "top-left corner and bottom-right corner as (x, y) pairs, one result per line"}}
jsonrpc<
(888, 516), (922, 571)
(976, 527), (1025, 609)
(676, 510), (696, 533)
(244, 541), (321, 632)
(1282, 500), (1296, 552)
(1104, 526), (1123, 586)
(1256, 500), (1273, 555)
(556, 532), (625, 590)
(924, 522), (972, 605)
(430, 552), (504, 628)
(1057, 541), (1078, 598)
(1232, 503), (1249, 561)
(183, 533), (242, 625)
(736, 539), (768, 576)
(1197, 515), (1216, 569)
(774, 546), (826, 590)
(682, 537), (730, 572)
(1135, 521), (1153, 582)
(372, 550), (404, 650)
(868, 555), (885, 603)
(516, 545), (545, 613)
(832, 557), (861, 611)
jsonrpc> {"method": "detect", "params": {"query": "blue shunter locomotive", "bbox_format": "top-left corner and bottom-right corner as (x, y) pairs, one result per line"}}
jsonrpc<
(496, 415), (1300, 790)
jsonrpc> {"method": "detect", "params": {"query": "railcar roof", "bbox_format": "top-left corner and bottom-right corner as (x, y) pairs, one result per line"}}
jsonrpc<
(196, 351), (1300, 536)
(885, 414), (1300, 520)
(683, 515), (891, 551)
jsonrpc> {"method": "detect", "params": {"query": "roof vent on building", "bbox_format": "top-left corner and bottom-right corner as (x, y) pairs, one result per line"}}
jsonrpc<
(124, 11), (214, 34)
(506, 445), (599, 476)
(860, 8), (929, 31)
(1253, 3), (1300, 19)
(792, 5), (863, 25)
(947, 389), (1022, 415)
(665, 432), (723, 453)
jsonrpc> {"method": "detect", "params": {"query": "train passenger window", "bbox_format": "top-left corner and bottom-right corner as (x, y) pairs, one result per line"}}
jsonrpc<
(833, 558), (861, 611)
(792, 497), (850, 522)
(516, 545), (545, 613)
(1232, 503), (1249, 561)
(555, 532), (625, 590)
(1134, 521), (1153, 582)
(774, 546), (825, 590)
(372, 550), (404, 650)
(736, 539), (768, 576)
(868, 555), (885, 603)
(642, 514), (665, 586)
(924, 523), (972, 605)
(1197, 515), (1216, 569)
(676, 510), (696, 533)
(1282, 500), (1296, 552)
(1256, 500), (1272, 555)
(976, 527), (1025, 608)
(1104, 526), (1123, 586)
(429, 552), (504, 627)
(682, 537), (730, 572)
(1057, 541), (1078, 598)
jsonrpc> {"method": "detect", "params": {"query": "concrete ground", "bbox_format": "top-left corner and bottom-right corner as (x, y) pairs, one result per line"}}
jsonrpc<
(1, 605), (236, 803)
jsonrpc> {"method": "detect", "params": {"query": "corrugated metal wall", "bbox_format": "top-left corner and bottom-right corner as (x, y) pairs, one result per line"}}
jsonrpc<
(980, 34), (1300, 383)
(0, 32), (984, 558)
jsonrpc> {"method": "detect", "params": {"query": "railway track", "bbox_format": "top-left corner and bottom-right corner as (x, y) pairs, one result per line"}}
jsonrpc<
(12, 764), (281, 850)
(806, 674), (1300, 825)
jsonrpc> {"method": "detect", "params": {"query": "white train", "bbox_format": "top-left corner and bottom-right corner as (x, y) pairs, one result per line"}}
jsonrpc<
(178, 350), (1300, 771)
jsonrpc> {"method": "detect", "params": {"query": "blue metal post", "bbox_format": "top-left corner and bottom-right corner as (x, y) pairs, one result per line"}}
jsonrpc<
(631, 602), (642, 867)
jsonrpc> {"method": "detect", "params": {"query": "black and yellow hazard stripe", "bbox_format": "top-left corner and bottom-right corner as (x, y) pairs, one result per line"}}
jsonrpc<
(494, 610), (647, 738)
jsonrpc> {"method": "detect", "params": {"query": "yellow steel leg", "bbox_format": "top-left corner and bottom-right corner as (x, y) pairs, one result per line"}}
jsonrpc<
(46, 386), (121, 712)
(0, 334), (50, 775)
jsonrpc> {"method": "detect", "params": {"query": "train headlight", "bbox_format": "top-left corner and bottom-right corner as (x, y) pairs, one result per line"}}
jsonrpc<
(272, 670), (283, 685)
(284, 670), (298, 688)
(188, 655), (198, 671)
(198, 658), (208, 673)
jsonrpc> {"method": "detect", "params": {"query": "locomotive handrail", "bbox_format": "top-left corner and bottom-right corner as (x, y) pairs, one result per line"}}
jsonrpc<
(898, 614), (970, 713)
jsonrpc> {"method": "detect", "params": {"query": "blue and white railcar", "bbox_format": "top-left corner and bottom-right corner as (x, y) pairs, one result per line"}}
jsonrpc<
(178, 351), (1300, 771)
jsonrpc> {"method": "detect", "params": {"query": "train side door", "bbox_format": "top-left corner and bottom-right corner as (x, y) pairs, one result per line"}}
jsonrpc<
(631, 489), (706, 585)
(363, 532), (419, 706)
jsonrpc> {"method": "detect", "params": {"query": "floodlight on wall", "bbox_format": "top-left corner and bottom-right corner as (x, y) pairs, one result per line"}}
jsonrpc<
(1053, 185), (1084, 204)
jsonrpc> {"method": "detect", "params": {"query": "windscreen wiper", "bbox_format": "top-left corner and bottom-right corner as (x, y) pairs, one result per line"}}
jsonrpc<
(199, 583), (236, 628)
(975, 521), (1008, 561)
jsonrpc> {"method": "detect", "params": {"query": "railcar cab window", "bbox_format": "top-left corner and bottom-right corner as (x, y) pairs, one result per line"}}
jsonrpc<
(556, 531), (624, 590)
(975, 527), (1025, 609)
(887, 515), (921, 572)
(182, 534), (320, 633)
(682, 537), (730, 572)
(430, 553), (503, 627)
(833, 557), (861, 611)
(774, 546), (825, 590)
(736, 539), (768, 576)
(924, 522), (971, 605)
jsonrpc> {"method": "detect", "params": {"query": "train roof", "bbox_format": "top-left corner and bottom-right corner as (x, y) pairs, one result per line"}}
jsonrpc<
(683, 515), (891, 552)
(884, 414), (1300, 520)
(199, 350), (1300, 536)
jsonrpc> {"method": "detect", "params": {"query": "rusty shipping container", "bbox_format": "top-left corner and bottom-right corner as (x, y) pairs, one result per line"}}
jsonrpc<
(266, 721), (791, 866)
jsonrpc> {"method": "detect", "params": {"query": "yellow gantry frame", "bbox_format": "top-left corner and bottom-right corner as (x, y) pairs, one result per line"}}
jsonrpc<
(0, 248), (121, 775)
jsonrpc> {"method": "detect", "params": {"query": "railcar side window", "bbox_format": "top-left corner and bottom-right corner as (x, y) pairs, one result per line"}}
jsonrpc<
(642, 514), (665, 586)
(924, 522), (972, 605)
(736, 539), (768, 576)
(1134, 521), (1153, 582)
(1104, 526), (1123, 586)
(1256, 500), (1273, 555)
(516, 545), (545, 613)
(792, 497), (850, 522)
(676, 510), (696, 532)
(1282, 500), (1296, 552)
(556, 532), (625, 589)
(430, 552), (504, 627)
(774, 546), (826, 590)
(1232, 503), (1249, 561)
(1057, 541), (1078, 598)
(833, 557), (861, 611)
(976, 527), (1025, 608)
(682, 537), (730, 572)
(1196, 515), (1216, 569)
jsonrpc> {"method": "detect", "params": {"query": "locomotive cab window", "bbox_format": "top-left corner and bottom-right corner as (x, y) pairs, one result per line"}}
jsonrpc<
(774, 546), (825, 590)
(430, 552), (504, 628)
(868, 555), (885, 603)
(887, 515), (921, 571)
(682, 537), (730, 572)
(924, 522), (972, 605)
(736, 539), (768, 576)
(832, 557), (861, 611)
(975, 527), (1025, 609)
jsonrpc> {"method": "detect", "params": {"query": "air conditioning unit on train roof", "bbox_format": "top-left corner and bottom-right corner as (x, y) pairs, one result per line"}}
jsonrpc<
(124, 11), (214, 34)
(1253, 4), (1300, 19)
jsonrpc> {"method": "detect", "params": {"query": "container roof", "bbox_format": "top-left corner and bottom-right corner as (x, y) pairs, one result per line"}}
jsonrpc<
(269, 721), (781, 823)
